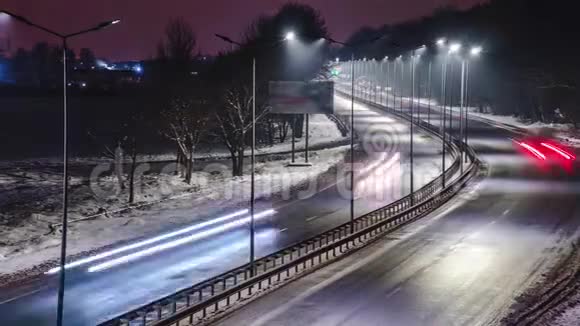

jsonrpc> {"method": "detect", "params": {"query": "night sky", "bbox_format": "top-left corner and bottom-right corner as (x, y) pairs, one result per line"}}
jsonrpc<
(1, 0), (484, 61)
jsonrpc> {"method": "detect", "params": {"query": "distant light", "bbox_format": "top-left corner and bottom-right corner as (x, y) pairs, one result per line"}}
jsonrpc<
(111, 19), (121, 25)
(96, 59), (110, 69)
(285, 31), (296, 41)
(335, 57), (340, 63)
(470, 46), (483, 56)
(133, 64), (143, 74)
(0, 12), (10, 24)
(80, 82), (87, 88)
(436, 38), (446, 46)
(449, 43), (462, 53)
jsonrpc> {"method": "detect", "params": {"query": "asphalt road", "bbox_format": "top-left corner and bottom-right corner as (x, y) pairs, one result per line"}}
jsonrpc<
(214, 93), (580, 326)
(0, 95), (448, 325)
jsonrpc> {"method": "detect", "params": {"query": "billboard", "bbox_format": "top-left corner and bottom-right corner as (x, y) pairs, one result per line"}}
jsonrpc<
(269, 81), (334, 114)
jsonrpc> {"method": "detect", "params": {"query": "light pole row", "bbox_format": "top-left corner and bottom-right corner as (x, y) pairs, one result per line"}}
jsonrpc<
(336, 38), (482, 195)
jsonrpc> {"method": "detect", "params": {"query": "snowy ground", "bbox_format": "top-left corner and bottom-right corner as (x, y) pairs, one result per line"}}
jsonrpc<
(0, 114), (347, 277)
(554, 305), (580, 326)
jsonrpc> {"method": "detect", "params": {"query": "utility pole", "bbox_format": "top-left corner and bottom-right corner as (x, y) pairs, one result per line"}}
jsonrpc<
(250, 57), (256, 275)
(427, 60), (432, 125)
(441, 56), (448, 187)
(410, 52), (415, 204)
(350, 54), (355, 233)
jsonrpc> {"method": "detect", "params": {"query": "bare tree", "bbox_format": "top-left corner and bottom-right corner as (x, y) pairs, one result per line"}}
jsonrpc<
(87, 114), (144, 204)
(157, 18), (197, 82)
(162, 96), (210, 183)
(215, 84), (268, 176)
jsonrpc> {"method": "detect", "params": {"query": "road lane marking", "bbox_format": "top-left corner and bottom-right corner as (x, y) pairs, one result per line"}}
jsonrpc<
(245, 198), (465, 326)
(0, 288), (43, 305)
(306, 215), (320, 222)
(279, 228), (288, 233)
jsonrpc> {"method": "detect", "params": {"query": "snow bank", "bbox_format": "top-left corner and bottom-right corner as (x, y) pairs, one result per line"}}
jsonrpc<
(0, 113), (347, 277)
(0, 148), (348, 276)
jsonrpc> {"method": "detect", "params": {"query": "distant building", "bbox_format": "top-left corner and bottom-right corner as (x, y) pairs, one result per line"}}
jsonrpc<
(0, 56), (11, 84)
(70, 59), (144, 91)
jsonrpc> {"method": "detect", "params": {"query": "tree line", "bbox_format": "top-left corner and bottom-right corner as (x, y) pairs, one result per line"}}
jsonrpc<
(88, 3), (330, 203)
(339, 0), (580, 126)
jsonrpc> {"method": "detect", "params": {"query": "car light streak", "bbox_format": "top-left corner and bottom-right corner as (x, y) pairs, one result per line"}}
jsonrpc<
(360, 152), (387, 175)
(519, 142), (546, 160)
(87, 209), (276, 273)
(45, 209), (249, 274)
(540, 142), (575, 160)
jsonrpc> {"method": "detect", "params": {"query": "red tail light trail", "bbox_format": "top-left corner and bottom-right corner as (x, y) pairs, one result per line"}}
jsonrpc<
(519, 142), (546, 160)
(540, 142), (576, 160)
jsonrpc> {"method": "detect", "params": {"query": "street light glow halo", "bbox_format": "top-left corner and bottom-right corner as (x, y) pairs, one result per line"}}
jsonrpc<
(285, 31), (296, 41)
(449, 43), (462, 53)
(470, 46), (483, 56)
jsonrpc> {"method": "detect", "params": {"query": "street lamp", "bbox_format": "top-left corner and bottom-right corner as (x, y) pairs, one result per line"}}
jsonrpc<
(463, 46), (483, 161)
(449, 43), (462, 53)
(383, 56), (389, 106)
(436, 39), (457, 187)
(324, 36), (383, 234)
(215, 32), (294, 276)
(0, 10), (120, 326)
(407, 45), (425, 203)
(285, 31), (296, 41)
(395, 55), (402, 113)
(470, 46), (482, 56)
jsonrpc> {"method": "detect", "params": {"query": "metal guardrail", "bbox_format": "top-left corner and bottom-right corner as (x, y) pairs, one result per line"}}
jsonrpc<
(100, 86), (477, 326)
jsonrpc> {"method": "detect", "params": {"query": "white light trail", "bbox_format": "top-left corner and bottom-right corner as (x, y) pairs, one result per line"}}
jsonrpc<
(45, 209), (249, 274)
(519, 142), (546, 160)
(540, 142), (575, 160)
(87, 209), (276, 273)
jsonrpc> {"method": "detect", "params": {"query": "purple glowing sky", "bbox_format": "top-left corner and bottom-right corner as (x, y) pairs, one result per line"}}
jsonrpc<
(1, 0), (485, 60)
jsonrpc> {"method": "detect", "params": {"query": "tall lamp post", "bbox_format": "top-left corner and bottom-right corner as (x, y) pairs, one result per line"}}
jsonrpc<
(465, 46), (482, 162)
(436, 38), (460, 187)
(325, 35), (383, 233)
(409, 52), (416, 203)
(0, 10), (120, 326)
(215, 32), (294, 276)
(325, 39), (357, 233)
